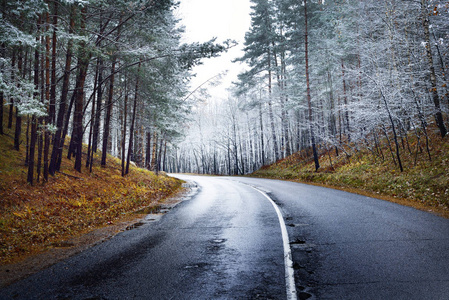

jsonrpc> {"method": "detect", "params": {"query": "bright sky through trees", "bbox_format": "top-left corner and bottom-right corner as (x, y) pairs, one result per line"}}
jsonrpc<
(176, 0), (251, 99)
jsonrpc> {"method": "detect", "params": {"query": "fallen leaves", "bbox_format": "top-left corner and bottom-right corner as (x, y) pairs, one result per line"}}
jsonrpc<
(0, 134), (182, 264)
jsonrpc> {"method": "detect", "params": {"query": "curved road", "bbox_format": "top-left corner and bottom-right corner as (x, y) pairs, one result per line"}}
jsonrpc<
(1, 175), (449, 299)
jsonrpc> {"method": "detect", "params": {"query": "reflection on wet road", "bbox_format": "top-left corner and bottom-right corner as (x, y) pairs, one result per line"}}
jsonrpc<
(2, 175), (449, 300)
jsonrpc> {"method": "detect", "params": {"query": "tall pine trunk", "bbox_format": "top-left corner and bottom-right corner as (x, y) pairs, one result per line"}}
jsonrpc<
(126, 61), (141, 175)
(267, 47), (279, 162)
(43, 8), (52, 181)
(13, 50), (22, 151)
(101, 16), (121, 167)
(304, 0), (320, 171)
(92, 58), (103, 153)
(101, 59), (116, 166)
(8, 52), (15, 130)
(0, 39), (5, 135)
(73, 6), (91, 173)
(421, 0), (447, 137)
(49, 4), (75, 175)
(28, 21), (41, 185)
(121, 82), (128, 176)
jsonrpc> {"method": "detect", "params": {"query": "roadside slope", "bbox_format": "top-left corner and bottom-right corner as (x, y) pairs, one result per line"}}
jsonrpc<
(0, 126), (183, 267)
(251, 130), (449, 218)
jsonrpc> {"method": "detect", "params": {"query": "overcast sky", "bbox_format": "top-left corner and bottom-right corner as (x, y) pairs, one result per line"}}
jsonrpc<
(175, 0), (251, 100)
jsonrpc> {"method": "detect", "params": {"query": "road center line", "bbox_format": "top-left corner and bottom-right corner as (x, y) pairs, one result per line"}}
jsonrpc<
(248, 185), (297, 300)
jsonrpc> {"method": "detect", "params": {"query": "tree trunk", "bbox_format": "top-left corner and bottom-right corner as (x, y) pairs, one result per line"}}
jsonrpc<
(421, 0), (447, 137)
(14, 49), (23, 151)
(92, 15), (107, 154)
(28, 24), (41, 185)
(27, 117), (37, 185)
(380, 90), (403, 172)
(121, 81), (128, 176)
(157, 136), (163, 173)
(8, 52), (15, 129)
(0, 88), (3, 135)
(72, 6), (90, 172)
(126, 63), (141, 175)
(151, 132), (158, 172)
(87, 61), (99, 170)
(43, 8), (52, 181)
(49, 4), (75, 175)
(146, 132), (151, 169)
(49, 0), (58, 125)
(0, 38), (5, 135)
(101, 15), (121, 166)
(341, 59), (351, 142)
(101, 59), (116, 167)
(162, 140), (167, 172)
(92, 58), (103, 153)
(267, 47), (279, 162)
(259, 102), (265, 166)
(304, 0), (320, 171)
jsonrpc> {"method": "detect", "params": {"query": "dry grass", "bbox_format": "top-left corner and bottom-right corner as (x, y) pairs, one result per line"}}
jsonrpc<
(251, 128), (449, 217)
(0, 124), (182, 264)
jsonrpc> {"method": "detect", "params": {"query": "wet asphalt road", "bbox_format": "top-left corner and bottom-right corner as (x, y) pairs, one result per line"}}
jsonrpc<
(2, 175), (449, 299)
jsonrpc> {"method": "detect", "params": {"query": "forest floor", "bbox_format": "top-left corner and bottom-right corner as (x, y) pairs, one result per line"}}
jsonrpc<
(0, 123), (183, 284)
(251, 128), (449, 218)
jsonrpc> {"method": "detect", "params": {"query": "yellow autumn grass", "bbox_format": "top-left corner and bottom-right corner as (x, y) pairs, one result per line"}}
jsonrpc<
(251, 128), (449, 218)
(0, 126), (182, 264)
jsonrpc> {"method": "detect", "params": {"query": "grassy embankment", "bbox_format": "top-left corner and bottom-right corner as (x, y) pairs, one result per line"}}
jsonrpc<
(251, 129), (449, 217)
(0, 123), (183, 265)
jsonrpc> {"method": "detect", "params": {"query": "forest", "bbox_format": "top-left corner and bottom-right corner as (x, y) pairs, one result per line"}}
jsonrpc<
(0, 0), (448, 181)
(173, 0), (449, 176)
(0, 0), (231, 184)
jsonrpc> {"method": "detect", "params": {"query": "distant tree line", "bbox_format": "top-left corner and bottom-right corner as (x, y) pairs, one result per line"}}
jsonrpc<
(0, 0), (230, 184)
(170, 0), (449, 175)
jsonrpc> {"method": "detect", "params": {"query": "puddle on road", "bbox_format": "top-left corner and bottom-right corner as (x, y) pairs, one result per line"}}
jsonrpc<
(125, 221), (146, 230)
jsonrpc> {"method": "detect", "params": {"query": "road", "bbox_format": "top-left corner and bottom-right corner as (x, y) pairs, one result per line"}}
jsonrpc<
(1, 175), (449, 299)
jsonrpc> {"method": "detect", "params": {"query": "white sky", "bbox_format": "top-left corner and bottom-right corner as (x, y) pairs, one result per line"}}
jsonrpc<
(175, 0), (251, 100)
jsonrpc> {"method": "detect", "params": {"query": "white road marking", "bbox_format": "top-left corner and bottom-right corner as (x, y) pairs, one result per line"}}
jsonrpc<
(249, 185), (298, 300)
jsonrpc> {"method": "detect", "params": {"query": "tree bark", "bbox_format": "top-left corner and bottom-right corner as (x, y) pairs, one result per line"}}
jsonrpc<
(121, 84), (128, 176)
(267, 46), (279, 162)
(8, 52), (15, 129)
(151, 131), (158, 172)
(101, 59), (116, 166)
(421, 0), (447, 137)
(341, 59), (351, 142)
(49, 4), (75, 175)
(87, 60), (100, 170)
(92, 58), (103, 153)
(259, 102), (265, 166)
(28, 23), (41, 185)
(0, 38), (4, 135)
(14, 49), (23, 151)
(304, 0), (320, 171)
(126, 62), (141, 175)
